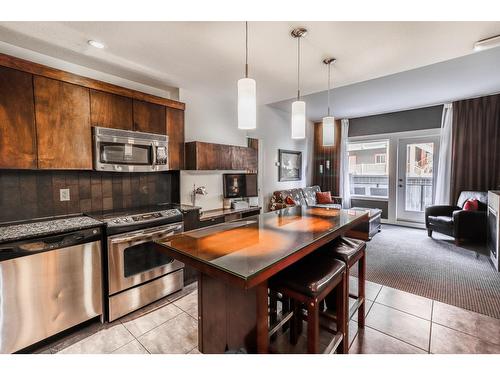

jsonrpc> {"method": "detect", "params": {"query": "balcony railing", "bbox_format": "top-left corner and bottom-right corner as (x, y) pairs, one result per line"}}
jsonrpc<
(350, 163), (387, 175)
(405, 176), (433, 212)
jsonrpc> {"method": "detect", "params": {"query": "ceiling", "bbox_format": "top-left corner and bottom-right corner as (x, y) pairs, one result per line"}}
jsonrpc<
(1, 21), (500, 110)
(271, 45), (500, 119)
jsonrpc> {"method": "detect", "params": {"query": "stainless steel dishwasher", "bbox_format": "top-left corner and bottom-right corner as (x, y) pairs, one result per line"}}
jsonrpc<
(0, 227), (103, 353)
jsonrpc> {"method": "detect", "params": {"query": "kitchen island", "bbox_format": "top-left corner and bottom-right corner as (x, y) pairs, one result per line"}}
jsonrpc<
(154, 205), (368, 353)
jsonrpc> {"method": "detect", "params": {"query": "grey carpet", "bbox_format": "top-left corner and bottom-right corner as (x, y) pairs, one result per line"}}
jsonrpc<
(351, 224), (500, 319)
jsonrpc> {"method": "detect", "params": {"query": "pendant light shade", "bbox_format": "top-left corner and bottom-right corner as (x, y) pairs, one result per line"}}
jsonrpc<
(290, 28), (307, 139)
(238, 77), (256, 129)
(322, 57), (336, 146)
(291, 100), (306, 139)
(322, 116), (335, 146)
(238, 22), (256, 130)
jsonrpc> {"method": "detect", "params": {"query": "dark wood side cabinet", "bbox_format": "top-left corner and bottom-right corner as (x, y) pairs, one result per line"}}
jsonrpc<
(166, 108), (185, 170)
(90, 89), (133, 130)
(133, 99), (166, 135)
(0, 66), (37, 169)
(313, 120), (341, 194)
(185, 141), (257, 171)
(34, 76), (93, 170)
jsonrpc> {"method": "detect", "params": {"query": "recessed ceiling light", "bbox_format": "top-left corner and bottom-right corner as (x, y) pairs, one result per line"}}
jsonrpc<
(473, 34), (500, 52)
(88, 40), (105, 49)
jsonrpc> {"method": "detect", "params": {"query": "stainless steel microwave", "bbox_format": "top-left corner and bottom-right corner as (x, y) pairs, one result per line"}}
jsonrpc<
(93, 127), (169, 172)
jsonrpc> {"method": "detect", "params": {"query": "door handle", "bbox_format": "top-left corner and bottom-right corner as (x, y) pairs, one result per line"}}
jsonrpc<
(398, 184), (403, 188)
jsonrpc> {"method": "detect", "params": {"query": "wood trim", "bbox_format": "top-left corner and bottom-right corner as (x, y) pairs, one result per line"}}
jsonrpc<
(0, 53), (185, 110)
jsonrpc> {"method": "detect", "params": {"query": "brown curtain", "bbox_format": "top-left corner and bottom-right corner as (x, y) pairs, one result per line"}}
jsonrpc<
(451, 93), (500, 203)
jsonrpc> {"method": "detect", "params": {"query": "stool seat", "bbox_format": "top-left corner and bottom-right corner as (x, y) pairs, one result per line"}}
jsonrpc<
(271, 253), (345, 297)
(330, 237), (365, 264)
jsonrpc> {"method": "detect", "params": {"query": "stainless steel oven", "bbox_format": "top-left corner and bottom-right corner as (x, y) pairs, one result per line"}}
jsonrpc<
(93, 126), (169, 172)
(107, 221), (184, 320)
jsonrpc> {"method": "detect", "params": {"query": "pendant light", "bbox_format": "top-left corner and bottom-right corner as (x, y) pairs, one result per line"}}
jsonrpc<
(238, 21), (256, 130)
(291, 28), (307, 139)
(322, 57), (336, 146)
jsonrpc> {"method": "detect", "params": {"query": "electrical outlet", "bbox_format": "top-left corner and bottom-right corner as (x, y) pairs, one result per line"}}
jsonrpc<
(59, 188), (70, 201)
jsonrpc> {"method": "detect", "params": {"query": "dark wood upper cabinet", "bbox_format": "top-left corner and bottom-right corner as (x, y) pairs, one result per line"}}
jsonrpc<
(185, 142), (257, 171)
(90, 89), (133, 130)
(0, 66), (37, 169)
(166, 108), (185, 170)
(133, 99), (166, 135)
(231, 146), (258, 171)
(34, 76), (92, 170)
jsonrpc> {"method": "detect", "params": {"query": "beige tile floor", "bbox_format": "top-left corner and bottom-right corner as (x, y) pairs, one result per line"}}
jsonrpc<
(34, 278), (500, 354)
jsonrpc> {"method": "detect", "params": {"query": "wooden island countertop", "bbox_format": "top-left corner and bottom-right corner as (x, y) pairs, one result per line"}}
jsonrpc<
(154, 205), (368, 353)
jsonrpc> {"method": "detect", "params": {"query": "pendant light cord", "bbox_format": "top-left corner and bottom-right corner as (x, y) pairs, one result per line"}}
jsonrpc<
(327, 62), (331, 116)
(245, 21), (249, 78)
(297, 36), (301, 100)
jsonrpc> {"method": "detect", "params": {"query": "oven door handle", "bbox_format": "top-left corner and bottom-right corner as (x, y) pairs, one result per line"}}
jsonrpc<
(110, 225), (183, 245)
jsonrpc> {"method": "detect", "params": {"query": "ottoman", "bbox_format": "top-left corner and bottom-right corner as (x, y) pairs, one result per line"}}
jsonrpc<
(346, 207), (382, 240)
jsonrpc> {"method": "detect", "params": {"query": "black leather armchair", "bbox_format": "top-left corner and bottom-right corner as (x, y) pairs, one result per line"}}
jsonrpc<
(425, 191), (488, 245)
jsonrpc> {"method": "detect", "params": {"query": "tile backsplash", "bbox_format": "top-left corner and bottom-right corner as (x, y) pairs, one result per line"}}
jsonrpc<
(0, 170), (180, 223)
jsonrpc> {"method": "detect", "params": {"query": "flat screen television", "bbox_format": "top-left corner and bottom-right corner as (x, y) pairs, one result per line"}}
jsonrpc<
(223, 173), (258, 198)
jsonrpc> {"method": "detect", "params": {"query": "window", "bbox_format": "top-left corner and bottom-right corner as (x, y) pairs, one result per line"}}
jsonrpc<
(348, 140), (389, 198)
(375, 154), (386, 164)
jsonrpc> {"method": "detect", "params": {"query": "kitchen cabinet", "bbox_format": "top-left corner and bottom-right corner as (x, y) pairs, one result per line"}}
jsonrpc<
(166, 108), (185, 170)
(0, 66), (37, 169)
(34, 76), (92, 170)
(90, 89), (133, 130)
(231, 145), (258, 171)
(185, 141), (257, 171)
(133, 99), (166, 135)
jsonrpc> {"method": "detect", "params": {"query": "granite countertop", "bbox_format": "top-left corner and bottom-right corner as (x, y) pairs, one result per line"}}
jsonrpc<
(0, 215), (104, 244)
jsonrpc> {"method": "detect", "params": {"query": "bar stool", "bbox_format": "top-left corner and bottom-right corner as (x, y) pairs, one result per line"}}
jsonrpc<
(269, 251), (348, 354)
(324, 237), (366, 345)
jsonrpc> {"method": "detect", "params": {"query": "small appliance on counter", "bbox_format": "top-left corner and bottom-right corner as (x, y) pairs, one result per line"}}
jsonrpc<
(88, 204), (185, 321)
(0, 225), (103, 353)
(488, 191), (499, 271)
(231, 200), (250, 210)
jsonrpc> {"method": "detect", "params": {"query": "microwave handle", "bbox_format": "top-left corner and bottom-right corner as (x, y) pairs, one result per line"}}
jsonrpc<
(151, 145), (157, 167)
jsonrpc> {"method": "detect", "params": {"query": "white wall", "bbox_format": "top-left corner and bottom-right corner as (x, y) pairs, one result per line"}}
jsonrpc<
(180, 88), (313, 212)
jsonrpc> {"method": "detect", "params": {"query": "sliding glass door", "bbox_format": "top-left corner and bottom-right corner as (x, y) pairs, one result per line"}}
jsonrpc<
(396, 136), (440, 223)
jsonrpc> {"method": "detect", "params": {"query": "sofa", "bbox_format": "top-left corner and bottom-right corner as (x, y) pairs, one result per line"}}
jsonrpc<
(268, 185), (342, 211)
(425, 191), (488, 245)
(269, 185), (382, 240)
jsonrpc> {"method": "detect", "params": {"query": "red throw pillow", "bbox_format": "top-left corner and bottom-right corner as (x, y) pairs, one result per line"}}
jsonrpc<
(285, 196), (296, 205)
(463, 199), (479, 211)
(316, 191), (333, 204)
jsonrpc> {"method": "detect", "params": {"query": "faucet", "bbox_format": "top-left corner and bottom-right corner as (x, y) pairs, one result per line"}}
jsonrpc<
(192, 184), (207, 207)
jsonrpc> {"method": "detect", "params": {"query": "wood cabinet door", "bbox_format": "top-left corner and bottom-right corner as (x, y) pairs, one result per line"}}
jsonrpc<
(90, 89), (133, 130)
(196, 142), (220, 170)
(231, 146), (257, 171)
(133, 99), (166, 134)
(244, 147), (258, 171)
(0, 66), (37, 169)
(34, 76), (92, 169)
(230, 146), (245, 170)
(166, 108), (185, 170)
